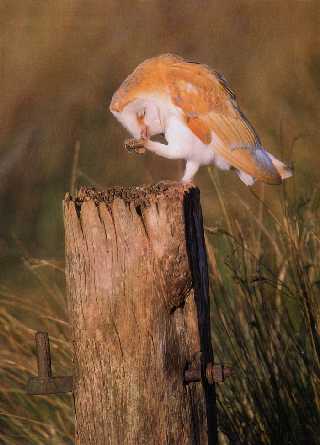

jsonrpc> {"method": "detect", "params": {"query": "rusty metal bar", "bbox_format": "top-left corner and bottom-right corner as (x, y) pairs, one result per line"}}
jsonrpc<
(35, 332), (52, 378)
(26, 331), (73, 395)
(184, 361), (232, 384)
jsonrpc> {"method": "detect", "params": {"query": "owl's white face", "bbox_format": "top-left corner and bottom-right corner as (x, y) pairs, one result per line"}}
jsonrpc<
(111, 96), (166, 140)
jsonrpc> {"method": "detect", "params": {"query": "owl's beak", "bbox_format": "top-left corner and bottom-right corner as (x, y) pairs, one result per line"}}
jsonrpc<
(140, 125), (149, 139)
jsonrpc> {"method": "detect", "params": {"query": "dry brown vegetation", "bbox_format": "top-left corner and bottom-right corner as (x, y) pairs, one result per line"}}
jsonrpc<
(207, 169), (320, 444)
(0, 1), (319, 444)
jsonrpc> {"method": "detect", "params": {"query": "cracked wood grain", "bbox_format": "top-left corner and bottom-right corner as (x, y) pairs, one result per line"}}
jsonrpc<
(64, 181), (217, 445)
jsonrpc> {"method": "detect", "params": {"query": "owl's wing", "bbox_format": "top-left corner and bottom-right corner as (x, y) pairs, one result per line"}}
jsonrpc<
(167, 60), (281, 184)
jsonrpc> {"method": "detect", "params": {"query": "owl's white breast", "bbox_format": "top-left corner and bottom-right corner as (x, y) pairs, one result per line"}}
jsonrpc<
(164, 115), (215, 164)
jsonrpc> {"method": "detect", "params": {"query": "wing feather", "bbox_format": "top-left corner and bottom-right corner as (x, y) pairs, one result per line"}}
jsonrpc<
(166, 59), (281, 184)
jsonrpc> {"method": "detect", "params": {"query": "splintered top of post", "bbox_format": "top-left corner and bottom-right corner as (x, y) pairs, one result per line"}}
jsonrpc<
(66, 181), (197, 213)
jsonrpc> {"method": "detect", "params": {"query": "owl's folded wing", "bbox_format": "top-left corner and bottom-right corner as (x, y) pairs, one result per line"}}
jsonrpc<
(167, 60), (282, 184)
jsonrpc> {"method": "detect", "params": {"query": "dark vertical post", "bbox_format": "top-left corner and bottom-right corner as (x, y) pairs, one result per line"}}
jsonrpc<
(184, 187), (217, 443)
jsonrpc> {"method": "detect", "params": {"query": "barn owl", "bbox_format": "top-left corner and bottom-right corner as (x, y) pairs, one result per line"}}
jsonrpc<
(110, 54), (292, 185)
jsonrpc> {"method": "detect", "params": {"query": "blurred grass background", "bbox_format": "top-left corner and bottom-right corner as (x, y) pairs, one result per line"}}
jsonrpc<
(0, 1), (319, 444)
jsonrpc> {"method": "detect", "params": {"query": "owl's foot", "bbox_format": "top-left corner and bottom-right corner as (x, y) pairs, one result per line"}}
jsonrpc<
(124, 138), (146, 155)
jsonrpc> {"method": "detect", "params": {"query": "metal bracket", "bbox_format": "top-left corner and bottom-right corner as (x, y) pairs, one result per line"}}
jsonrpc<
(184, 354), (232, 384)
(26, 331), (73, 395)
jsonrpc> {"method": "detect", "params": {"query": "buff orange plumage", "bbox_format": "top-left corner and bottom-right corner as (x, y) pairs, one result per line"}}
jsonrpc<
(110, 54), (292, 185)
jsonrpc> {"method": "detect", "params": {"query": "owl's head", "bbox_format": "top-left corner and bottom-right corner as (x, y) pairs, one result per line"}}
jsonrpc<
(110, 95), (165, 140)
(109, 55), (179, 139)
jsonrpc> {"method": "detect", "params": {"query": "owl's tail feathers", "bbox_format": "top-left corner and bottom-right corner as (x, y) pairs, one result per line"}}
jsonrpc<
(236, 149), (293, 186)
(267, 152), (293, 181)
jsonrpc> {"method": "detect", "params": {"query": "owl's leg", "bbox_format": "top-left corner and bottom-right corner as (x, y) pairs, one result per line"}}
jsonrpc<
(143, 140), (181, 160)
(181, 160), (199, 182)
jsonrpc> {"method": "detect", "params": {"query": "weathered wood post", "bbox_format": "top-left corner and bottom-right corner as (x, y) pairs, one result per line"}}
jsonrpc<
(63, 182), (217, 444)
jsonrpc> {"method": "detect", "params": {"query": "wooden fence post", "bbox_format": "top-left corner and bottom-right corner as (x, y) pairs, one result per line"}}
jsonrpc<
(63, 182), (217, 444)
